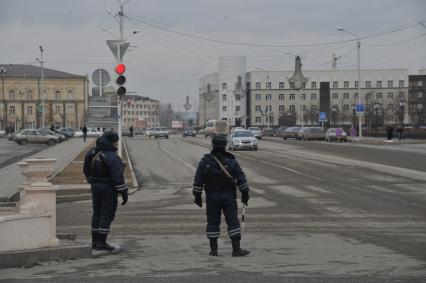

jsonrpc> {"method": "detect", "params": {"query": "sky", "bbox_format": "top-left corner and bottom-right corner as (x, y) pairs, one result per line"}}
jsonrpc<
(1, 0), (425, 109)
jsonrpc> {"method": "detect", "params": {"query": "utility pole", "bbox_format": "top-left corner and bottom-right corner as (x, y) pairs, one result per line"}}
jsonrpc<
(36, 46), (45, 128)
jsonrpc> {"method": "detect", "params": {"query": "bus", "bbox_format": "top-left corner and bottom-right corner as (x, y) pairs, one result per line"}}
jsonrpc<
(205, 120), (229, 138)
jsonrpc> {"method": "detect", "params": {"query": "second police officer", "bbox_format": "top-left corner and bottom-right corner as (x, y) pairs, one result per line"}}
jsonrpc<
(83, 132), (128, 251)
(193, 134), (250, 257)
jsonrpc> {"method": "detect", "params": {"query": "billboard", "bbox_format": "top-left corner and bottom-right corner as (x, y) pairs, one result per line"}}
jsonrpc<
(171, 120), (183, 129)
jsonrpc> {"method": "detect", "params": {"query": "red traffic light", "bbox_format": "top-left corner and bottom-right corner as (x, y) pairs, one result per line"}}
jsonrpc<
(115, 63), (126, 74)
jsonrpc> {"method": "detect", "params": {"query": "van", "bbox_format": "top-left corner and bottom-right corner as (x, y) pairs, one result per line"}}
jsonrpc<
(205, 120), (229, 137)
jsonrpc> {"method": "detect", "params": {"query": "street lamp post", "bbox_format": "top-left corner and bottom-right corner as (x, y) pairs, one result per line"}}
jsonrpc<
(0, 67), (6, 131)
(332, 106), (337, 126)
(36, 46), (45, 128)
(338, 27), (362, 139)
(399, 99), (406, 127)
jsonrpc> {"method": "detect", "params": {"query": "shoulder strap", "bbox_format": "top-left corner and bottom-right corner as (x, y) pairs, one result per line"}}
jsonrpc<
(90, 151), (103, 173)
(211, 155), (233, 181)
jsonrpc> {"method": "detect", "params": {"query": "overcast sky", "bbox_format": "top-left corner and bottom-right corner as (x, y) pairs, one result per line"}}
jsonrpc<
(1, 0), (425, 109)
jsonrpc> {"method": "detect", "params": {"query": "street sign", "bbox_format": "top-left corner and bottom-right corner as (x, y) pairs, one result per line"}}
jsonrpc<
(92, 69), (110, 87)
(356, 104), (365, 113)
(106, 40), (130, 61)
(319, 112), (327, 122)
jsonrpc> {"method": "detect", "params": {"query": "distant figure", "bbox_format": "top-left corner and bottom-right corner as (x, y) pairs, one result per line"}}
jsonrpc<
(129, 125), (134, 138)
(385, 125), (394, 140)
(397, 126), (404, 141)
(50, 124), (55, 132)
(82, 124), (88, 142)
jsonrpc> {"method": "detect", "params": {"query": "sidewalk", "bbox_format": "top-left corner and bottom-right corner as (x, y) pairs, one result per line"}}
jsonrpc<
(0, 138), (95, 201)
(348, 136), (426, 145)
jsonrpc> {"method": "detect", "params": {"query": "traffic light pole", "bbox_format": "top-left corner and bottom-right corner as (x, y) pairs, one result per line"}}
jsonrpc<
(116, 44), (123, 158)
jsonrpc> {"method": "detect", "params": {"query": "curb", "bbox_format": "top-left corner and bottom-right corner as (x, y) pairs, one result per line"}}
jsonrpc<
(123, 139), (139, 190)
(0, 245), (92, 268)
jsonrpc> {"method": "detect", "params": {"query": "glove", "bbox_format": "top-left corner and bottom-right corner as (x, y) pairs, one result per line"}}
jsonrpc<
(193, 192), (202, 207)
(120, 189), (128, 206)
(241, 191), (249, 206)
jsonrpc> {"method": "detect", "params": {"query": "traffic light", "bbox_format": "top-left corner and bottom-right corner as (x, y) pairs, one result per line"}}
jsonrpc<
(115, 63), (126, 97)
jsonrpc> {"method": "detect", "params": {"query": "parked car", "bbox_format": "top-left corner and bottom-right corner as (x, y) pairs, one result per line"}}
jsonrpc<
(15, 129), (59, 145)
(0, 130), (6, 138)
(182, 127), (196, 137)
(122, 128), (131, 137)
(275, 126), (288, 137)
(281, 127), (301, 140)
(325, 128), (347, 142)
(248, 127), (262, 139)
(153, 127), (169, 139)
(297, 127), (325, 141)
(39, 128), (66, 142)
(262, 127), (276, 137)
(55, 127), (75, 138)
(228, 130), (258, 151)
(74, 127), (101, 138)
(134, 128), (145, 135)
(145, 128), (155, 137)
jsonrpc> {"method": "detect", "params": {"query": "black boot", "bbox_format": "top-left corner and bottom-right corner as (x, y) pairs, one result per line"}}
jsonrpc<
(209, 238), (218, 256)
(91, 230), (98, 249)
(231, 237), (250, 257)
(95, 233), (115, 251)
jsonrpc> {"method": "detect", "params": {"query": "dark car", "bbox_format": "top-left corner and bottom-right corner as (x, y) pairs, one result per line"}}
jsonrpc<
(282, 127), (301, 140)
(262, 127), (276, 137)
(275, 126), (288, 137)
(39, 128), (66, 142)
(182, 127), (196, 137)
(55, 127), (75, 138)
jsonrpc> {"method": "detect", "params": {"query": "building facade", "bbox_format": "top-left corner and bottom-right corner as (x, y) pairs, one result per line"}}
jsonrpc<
(246, 69), (409, 128)
(0, 64), (88, 131)
(122, 95), (160, 128)
(198, 73), (219, 127)
(408, 72), (426, 128)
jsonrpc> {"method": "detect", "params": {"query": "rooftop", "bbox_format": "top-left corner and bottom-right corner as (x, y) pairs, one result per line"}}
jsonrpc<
(0, 64), (86, 79)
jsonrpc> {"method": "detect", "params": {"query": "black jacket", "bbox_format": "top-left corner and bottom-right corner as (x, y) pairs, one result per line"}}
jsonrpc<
(83, 136), (128, 192)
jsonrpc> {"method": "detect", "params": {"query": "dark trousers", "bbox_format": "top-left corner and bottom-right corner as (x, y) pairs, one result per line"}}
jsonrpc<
(91, 184), (118, 235)
(83, 133), (87, 142)
(206, 191), (241, 240)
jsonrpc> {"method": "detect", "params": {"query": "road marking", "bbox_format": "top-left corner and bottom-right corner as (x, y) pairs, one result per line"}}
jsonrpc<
(257, 159), (320, 180)
(158, 144), (197, 171)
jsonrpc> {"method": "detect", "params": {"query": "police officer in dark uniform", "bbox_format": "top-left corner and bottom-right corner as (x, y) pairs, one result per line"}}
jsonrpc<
(83, 132), (128, 251)
(193, 134), (250, 257)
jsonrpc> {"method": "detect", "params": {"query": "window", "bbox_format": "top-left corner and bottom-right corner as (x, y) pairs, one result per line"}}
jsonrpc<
(311, 105), (317, 111)
(332, 93), (339, 99)
(255, 82), (261, 89)
(9, 90), (15, 100)
(354, 93), (359, 99)
(355, 81), (359, 88)
(290, 94), (295, 100)
(311, 93), (317, 100)
(290, 105), (295, 112)
(311, 82), (316, 89)
(290, 82), (295, 89)
(279, 82), (285, 89)
(55, 105), (60, 114)
(366, 81), (371, 88)
(67, 105), (74, 114)
(388, 80), (393, 88)
(399, 80), (404, 87)
(387, 92), (393, 99)
(222, 106), (227, 112)
(235, 106), (240, 112)
(266, 82), (272, 89)
(27, 106), (33, 114)
(266, 94), (272, 101)
(255, 94), (261, 101)
(301, 105), (307, 111)
(418, 81), (423, 87)
(266, 105), (272, 111)
(366, 93), (371, 100)
(302, 82), (306, 89)
(399, 92), (405, 98)
(301, 93), (306, 100)
(343, 93), (349, 99)
(9, 106), (15, 114)
(333, 81), (338, 88)
(376, 92), (382, 99)
(55, 90), (61, 101)
(343, 105), (350, 111)
(279, 94), (284, 100)
(376, 81), (382, 88)
(222, 94), (227, 101)
(344, 81), (349, 88)
(417, 92), (422, 98)
(387, 104), (393, 110)
(26, 90), (33, 101)
(222, 83), (227, 90)
(255, 105), (261, 112)
(255, 117), (261, 123)
(279, 105), (284, 111)
(67, 90), (74, 100)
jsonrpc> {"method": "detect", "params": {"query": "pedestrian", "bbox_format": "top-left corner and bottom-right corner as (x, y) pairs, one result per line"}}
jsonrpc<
(50, 124), (55, 132)
(129, 125), (134, 138)
(193, 134), (250, 257)
(83, 132), (128, 251)
(82, 124), (88, 142)
(385, 125), (394, 140)
(397, 126), (404, 141)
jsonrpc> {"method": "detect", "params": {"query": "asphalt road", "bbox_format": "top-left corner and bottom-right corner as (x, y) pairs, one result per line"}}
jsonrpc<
(2, 135), (425, 282)
(0, 138), (48, 170)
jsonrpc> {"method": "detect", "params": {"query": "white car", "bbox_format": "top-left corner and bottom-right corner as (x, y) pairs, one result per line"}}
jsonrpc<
(145, 128), (155, 137)
(248, 127), (262, 139)
(74, 127), (101, 137)
(228, 130), (258, 151)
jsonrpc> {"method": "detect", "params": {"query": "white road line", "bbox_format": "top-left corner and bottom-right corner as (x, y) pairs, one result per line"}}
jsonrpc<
(160, 145), (197, 171)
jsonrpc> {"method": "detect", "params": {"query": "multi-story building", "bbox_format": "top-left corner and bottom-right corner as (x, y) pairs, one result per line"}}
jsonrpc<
(246, 69), (409, 128)
(0, 64), (88, 131)
(408, 70), (426, 128)
(122, 95), (160, 128)
(198, 73), (219, 127)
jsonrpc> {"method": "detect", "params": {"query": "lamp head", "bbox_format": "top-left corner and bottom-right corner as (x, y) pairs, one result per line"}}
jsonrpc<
(337, 26), (344, 32)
